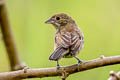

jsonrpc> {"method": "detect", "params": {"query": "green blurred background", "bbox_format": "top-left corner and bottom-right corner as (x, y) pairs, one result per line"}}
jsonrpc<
(0, 0), (120, 80)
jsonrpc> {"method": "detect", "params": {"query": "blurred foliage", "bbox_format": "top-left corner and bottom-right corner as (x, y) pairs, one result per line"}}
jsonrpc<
(0, 0), (120, 80)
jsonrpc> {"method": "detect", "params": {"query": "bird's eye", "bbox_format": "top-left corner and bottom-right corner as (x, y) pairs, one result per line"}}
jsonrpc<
(56, 17), (60, 20)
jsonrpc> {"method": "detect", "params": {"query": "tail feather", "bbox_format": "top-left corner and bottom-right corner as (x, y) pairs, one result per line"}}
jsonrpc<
(49, 47), (68, 61)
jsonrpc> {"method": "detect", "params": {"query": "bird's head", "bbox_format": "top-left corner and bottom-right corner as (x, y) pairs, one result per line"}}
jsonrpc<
(45, 13), (75, 29)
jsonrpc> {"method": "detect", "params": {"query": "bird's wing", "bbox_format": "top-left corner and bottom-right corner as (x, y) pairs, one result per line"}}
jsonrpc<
(49, 32), (71, 61)
(70, 28), (84, 54)
(49, 29), (84, 61)
(55, 32), (71, 49)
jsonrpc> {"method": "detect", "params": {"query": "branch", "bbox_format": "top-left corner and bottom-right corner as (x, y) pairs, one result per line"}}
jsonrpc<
(0, 55), (120, 80)
(108, 71), (120, 80)
(0, 0), (25, 71)
(0, 0), (4, 5)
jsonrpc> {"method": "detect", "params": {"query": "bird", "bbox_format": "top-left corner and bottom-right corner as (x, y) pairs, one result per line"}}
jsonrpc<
(45, 13), (84, 69)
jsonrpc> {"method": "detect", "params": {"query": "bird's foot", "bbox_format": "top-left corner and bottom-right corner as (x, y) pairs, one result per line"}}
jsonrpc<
(74, 56), (83, 67)
(77, 60), (83, 66)
(77, 60), (83, 71)
(57, 64), (60, 69)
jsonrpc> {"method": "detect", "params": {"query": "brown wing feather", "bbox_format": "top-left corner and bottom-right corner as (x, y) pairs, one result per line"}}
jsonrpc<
(49, 47), (68, 61)
(70, 28), (84, 56)
(55, 32), (71, 49)
(50, 32), (70, 61)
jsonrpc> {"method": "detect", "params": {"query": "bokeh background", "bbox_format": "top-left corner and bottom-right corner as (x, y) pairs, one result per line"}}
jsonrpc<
(0, 0), (120, 80)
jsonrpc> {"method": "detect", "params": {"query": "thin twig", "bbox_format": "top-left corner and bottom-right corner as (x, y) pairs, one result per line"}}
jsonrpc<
(108, 71), (120, 80)
(0, 55), (119, 80)
(0, 0), (25, 71)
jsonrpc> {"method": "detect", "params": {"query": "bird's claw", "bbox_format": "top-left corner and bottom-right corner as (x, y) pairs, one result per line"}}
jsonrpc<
(77, 60), (83, 71)
(57, 64), (60, 69)
(77, 62), (80, 67)
(79, 60), (83, 63)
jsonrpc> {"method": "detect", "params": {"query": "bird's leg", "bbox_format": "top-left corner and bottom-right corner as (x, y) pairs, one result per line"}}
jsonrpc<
(57, 61), (60, 69)
(74, 56), (83, 66)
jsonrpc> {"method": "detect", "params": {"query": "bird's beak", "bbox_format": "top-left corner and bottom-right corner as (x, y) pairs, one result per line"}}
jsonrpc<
(45, 18), (54, 24)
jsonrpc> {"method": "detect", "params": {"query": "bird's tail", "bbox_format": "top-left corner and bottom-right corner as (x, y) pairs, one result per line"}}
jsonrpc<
(49, 47), (68, 61)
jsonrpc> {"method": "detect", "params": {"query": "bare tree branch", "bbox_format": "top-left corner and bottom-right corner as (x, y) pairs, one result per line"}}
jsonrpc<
(0, 55), (119, 80)
(0, 0), (25, 71)
(0, 0), (4, 5)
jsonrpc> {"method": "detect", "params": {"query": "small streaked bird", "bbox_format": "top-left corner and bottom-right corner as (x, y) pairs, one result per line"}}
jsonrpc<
(45, 13), (84, 69)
